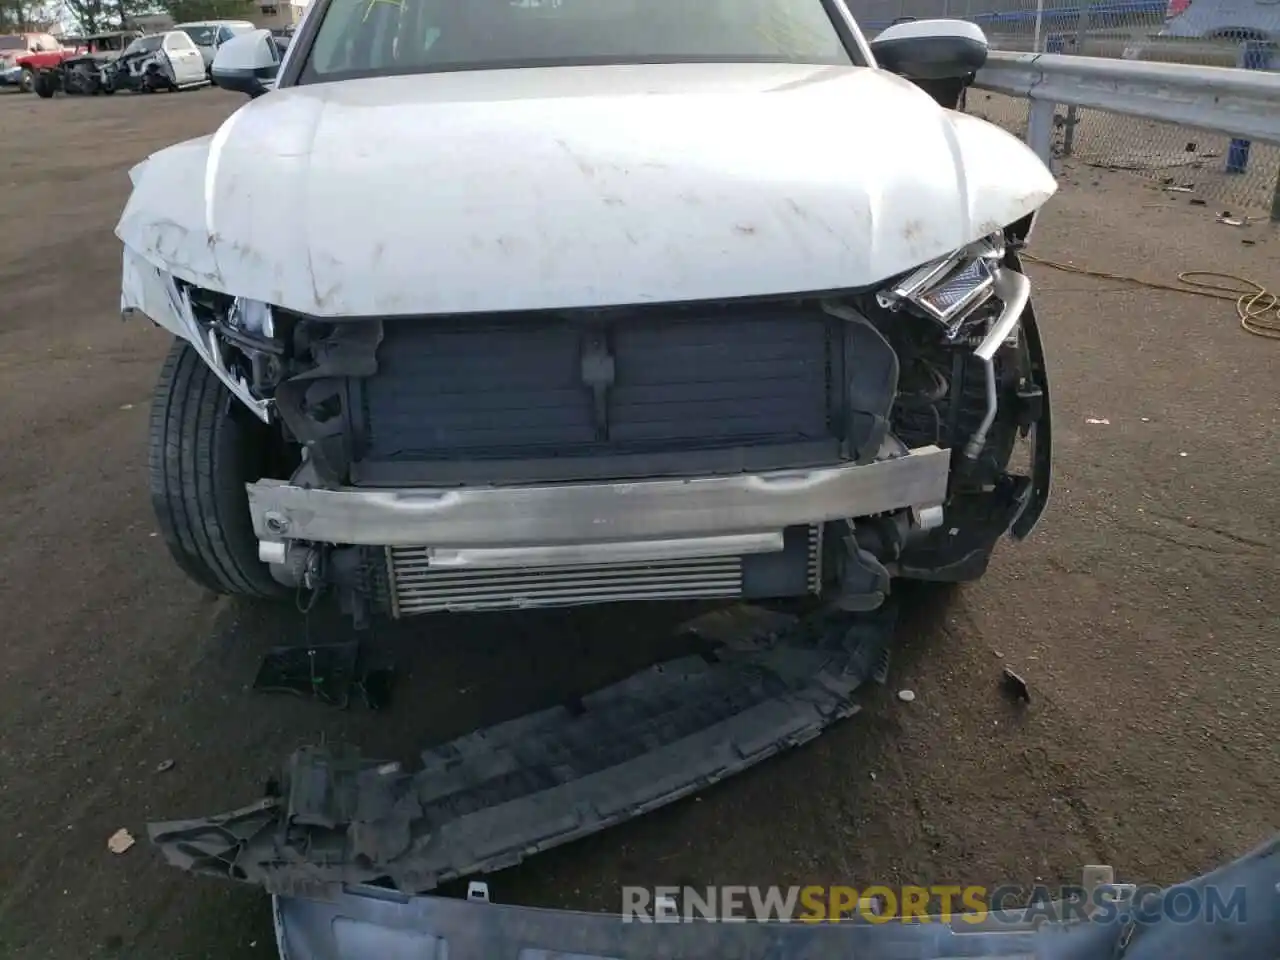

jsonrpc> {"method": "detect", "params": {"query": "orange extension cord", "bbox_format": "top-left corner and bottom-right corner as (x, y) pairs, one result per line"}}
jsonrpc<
(1022, 253), (1280, 340)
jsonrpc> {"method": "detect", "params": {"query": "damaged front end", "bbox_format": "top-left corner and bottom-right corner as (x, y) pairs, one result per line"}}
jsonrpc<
(111, 46), (169, 92)
(122, 219), (1051, 624)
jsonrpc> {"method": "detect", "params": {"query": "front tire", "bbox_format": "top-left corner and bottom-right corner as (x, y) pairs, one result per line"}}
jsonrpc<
(33, 70), (56, 98)
(19, 68), (32, 93)
(148, 339), (287, 599)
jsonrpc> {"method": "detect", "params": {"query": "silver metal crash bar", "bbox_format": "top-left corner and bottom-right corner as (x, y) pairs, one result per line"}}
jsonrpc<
(247, 446), (951, 549)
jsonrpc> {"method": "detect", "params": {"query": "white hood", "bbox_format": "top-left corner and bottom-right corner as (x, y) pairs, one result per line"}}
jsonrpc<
(117, 62), (1056, 317)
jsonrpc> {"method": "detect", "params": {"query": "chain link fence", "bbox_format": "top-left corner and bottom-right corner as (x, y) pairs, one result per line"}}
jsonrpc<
(850, 0), (1280, 217)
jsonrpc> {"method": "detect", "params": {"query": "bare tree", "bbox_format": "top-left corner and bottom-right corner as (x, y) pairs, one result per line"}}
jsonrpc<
(0, 0), (60, 31)
(60, 0), (112, 32)
(163, 0), (257, 22)
(62, 0), (155, 33)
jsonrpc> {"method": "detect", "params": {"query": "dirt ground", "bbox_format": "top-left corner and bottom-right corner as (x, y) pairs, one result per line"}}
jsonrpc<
(0, 86), (1276, 959)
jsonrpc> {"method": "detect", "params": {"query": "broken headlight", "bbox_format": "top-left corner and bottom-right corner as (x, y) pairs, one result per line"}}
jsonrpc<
(229, 296), (276, 338)
(169, 279), (288, 419)
(877, 232), (1006, 337)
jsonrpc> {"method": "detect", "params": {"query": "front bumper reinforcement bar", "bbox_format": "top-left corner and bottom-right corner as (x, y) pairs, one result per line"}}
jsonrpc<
(246, 446), (951, 548)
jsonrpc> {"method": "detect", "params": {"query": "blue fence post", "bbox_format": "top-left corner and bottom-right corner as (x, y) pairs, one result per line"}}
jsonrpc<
(1226, 40), (1272, 174)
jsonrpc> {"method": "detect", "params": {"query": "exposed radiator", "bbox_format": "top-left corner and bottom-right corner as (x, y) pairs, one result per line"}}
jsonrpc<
(382, 526), (824, 616)
(357, 307), (839, 474)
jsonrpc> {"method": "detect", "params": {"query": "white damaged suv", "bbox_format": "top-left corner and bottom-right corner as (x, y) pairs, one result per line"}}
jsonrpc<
(118, 0), (1055, 624)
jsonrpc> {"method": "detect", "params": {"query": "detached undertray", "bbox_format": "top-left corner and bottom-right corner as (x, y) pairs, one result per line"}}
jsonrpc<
(148, 602), (898, 899)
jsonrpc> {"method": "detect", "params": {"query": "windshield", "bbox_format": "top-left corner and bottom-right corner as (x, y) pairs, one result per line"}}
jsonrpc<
(301, 0), (854, 83)
(125, 35), (164, 55)
(180, 25), (218, 45)
(0, 36), (25, 50)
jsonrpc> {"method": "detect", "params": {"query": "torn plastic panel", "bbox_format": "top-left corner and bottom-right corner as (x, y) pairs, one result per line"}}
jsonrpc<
(148, 604), (898, 899)
(272, 834), (1280, 960)
(122, 245), (384, 457)
(893, 252), (1052, 580)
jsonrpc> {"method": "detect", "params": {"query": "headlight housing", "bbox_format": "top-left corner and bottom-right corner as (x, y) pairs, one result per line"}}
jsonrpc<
(874, 230), (1032, 461)
(877, 232), (1006, 337)
(229, 296), (276, 338)
(169, 280), (284, 421)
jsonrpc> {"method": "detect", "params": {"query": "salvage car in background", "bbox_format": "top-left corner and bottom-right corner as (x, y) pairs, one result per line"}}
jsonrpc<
(173, 19), (257, 78)
(31, 30), (141, 96)
(0, 31), (63, 92)
(1161, 0), (1280, 41)
(11, 36), (83, 92)
(112, 31), (211, 92)
(119, 0), (1054, 626)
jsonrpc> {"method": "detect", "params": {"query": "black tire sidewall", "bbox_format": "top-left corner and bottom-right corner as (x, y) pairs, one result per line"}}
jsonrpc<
(149, 339), (288, 599)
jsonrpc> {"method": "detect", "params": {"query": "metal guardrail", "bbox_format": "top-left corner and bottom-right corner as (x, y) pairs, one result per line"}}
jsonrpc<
(859, 0), (1280, 215)
(862, 0), (1166, 30)
(975, 50), (1280, 162)
(986, 34), (1242, 66)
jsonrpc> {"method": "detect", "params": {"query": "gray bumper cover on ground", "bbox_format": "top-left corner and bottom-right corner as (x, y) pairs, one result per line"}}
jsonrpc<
(148, 605), (898, 898)
(272, 833), (1280, 960)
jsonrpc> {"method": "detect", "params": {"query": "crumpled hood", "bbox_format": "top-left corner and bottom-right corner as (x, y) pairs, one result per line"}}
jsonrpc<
(116, 62), (1056, 317)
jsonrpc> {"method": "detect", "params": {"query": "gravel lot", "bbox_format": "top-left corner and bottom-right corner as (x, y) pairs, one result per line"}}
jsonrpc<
(0, 86), (1275, 959)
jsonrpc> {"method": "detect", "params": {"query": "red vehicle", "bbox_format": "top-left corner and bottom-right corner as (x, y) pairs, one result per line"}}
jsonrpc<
(28, 31), (142, 98)
(13, 37), (87, 91)
(0, 32), (64, 92)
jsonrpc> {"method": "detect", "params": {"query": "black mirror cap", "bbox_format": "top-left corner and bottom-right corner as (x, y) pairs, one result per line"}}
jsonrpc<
(210, 65), (275, 98)
(871, 21), (988, 81)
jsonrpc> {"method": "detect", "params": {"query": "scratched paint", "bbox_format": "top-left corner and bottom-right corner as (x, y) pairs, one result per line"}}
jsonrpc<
(116, 61), (1055, 318)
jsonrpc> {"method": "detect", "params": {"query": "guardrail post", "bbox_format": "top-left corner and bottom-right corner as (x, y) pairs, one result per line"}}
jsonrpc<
(1226, 40), (1272, 174)
(1027, 98), (1057, 169)
(1060, 0), (1094, 158)
(1038, 35), (1066, 165)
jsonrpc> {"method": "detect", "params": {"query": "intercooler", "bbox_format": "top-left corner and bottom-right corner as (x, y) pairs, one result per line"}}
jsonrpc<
(379, 525), (824, 616)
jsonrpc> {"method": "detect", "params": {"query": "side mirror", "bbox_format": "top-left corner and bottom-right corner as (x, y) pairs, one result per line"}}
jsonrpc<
(870, 18), (988, 81)
(211, 28), (279, 98)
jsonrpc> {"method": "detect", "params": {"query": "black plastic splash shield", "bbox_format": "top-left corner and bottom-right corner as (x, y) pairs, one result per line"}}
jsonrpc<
(272, 834), (1280, 960)
(148, 604), (897, 899)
